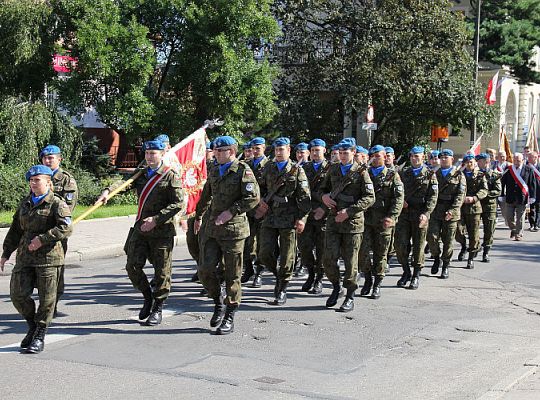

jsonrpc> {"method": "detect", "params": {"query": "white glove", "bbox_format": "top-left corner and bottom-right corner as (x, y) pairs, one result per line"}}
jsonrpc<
(529, 198), (536, 205)
(498, 196), (506, 203)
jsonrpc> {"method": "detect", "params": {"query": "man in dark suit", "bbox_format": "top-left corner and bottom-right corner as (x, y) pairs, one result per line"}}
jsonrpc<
(501, 152), (537, 240)
(526, 151), (540, 231)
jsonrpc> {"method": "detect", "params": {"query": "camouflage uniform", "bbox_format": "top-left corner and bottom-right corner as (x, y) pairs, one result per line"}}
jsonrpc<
(258, 159), (311, 300)
(3, 192), (72, 328)
(455, 169), (488, 267)
(359, 166), (404, 295)
(318, 162), (375, 303)
(480, 168), (502, 261)
(124, 164), (184, 302)
(426, 167), (466, 277)
(297, 159), (331, 293)
(395, 165), (438, 288)
(195, 158), (260, 305)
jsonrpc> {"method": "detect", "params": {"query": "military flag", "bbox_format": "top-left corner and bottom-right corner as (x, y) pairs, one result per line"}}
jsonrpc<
(526, 114), (539, 153)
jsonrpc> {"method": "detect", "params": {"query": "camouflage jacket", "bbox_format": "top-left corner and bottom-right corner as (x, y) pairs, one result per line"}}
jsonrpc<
(52, 167), (78, 212)
(365, 166), (404, 229)
(195, 159), (260, 240)
(318, 162), (375, 233)
(432, 167), (466, 222)
(461, 168), (488, 215)
(246, 156), (269, 217)
(259, 159), (311, 229)
(2, 191), (72, 267)
(399, 165), (438, 220)
(480, 169), (502, 213)
(303, 159), (331, 223)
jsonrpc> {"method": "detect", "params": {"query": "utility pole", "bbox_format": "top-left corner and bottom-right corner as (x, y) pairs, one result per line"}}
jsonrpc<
(471, 0), (482, 146)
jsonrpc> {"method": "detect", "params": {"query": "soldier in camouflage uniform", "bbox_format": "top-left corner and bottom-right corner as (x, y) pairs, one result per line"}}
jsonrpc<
(297, 138), (330, 294)
(476, 153), (502, 263)
(396, 146), (438, 290)
(385, 146), (397, 262)
(427, 149), (466, 279)
(256, 137), (311, 306)
(241, 137), (269, 287)
(455, 154), (489, 269)
(319, 138), (375, 311)
(97, 140), (184, 326)
(1, 165), (73, 354)
(359, 145), (404, 300)
(194, 136), (260, 335)
(40, 145), (78, 316)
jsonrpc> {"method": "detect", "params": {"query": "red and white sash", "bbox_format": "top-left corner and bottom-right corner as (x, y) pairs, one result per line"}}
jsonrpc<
(532, 165), (540, 182)
(136, 166), (170, 221)
(508, 165), (529, 197)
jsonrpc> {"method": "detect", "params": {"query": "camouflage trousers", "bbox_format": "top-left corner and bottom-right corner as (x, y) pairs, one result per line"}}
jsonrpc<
(56, 238), (68, 298)
(258, 227), (297, 282)
(395, 217), (428, 269)
(297, 220), (326, 276)
(11, 264), (59, 328)
(243, 216), (261, 271)
(199, 237), (245, 305)
(481, 211), (497, 250)
(455, 214), (481, 254)
(358, 225), (392, 277)
(323, 231), (362, 291)
(427, 218), (458, 264)
(125, 230), (173, 301)
(186, 216), (200, 264)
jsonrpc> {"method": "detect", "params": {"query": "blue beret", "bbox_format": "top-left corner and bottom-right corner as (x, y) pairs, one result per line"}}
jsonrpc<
(273, 137), (291, 147)
(213, 136), (237, 148)
(331, 144), (339, 151)
(206, 141), (212, 150)
(369, 144), (386, 155)
(154, 134), (170, 143)
(337, 138), (356, 150)
(26, 165), (53, 181)
(250, 137), (266, 146)
(463, 154), (475, 162)
(476, 152), (489, 160)
(308, 138), (326, 149)
(429, 150), (440, 159)
(39, 145), (61, 158)
(385, 147), (395, 154)
(143, 140), (166, 151)
(209, 141), (216, 150)
(440, 149), (454, 157)
(295, 142), (309, 151)
(409, 146), (425, 155)
(356, 145), (368, 154)
(243, 142), (251, 150)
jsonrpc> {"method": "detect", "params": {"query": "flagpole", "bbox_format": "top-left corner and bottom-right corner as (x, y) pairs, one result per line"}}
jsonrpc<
(471, 0), (482, 146)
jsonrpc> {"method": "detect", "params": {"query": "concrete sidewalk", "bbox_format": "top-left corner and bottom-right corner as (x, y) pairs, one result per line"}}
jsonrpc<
(0, 215), (186, 265)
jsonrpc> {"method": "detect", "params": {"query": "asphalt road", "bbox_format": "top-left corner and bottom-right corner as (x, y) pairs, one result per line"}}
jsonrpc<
(1, 224), (540, 400)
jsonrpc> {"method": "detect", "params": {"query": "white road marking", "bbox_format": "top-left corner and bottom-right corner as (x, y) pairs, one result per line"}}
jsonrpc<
(0, 334), (77, 353)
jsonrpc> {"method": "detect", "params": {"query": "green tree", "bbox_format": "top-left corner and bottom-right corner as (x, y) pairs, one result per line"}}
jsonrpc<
(475, 0), (540, 84)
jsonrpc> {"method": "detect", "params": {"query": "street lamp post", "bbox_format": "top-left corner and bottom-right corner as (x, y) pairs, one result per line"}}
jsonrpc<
(471, 0), (482, 146)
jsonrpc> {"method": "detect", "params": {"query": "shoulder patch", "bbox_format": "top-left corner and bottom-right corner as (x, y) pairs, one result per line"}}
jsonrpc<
(366, 183), (374, 191)
(245, 182), (255, 192)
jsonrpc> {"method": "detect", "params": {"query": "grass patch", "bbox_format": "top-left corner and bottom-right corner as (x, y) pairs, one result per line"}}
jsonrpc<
(0, 204), (137, 227)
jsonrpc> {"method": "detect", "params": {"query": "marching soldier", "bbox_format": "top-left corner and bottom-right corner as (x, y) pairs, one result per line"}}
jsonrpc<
(396, 146), (438, 290)
(359, 145), (404, 300)
(96, 140), (184, 326)
(385, 146), (397, 261)
(242, 137), (269, 287)
(385, 147), (396, 170)
(256, 137), (311, 306)
(354, 146), (369, 165)
(330, 145), (340, 163)
(39, 145), (78, 317)
(428, 150), (441, 171)
(1, 165), (72, 353)
(319, 138), (375, 311)
(298, 139), (330, 294)
(455, 154), (488, 269)
(477, 153), (502, 262)
(295, 142), (310, 166)
(194, 136), (260, 335)
(427, 149), (466, 279)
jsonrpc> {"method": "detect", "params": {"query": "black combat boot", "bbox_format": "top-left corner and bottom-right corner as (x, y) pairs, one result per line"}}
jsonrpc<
(408, 268), (421, 290)
(338, 288), (355, 312)
(210, 297), (225, 328)
(431, 257), (440, 275)
(240, 262), (254, 284)
(251, 265), (263, 288)
(310, 274), (323, 294)
(440, 261), (449, 279)
(216, 304), (238, 335)
(145, 299), (163, 326)
(20, 320), (37, 349)
(482, 247), (490, 263)
(457, 246), (466, 261)
(371, 276), (383, 299)
(360, 272), (373, 296)
(191, 272), (200, 282)
(301, 267), (315, 292)
(24, 326), (46, 354)
(326, 283), (343, 308)
(139, 288), (153, 320)
(273, 281), (288, 306)
(397, 264), (411, 287)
